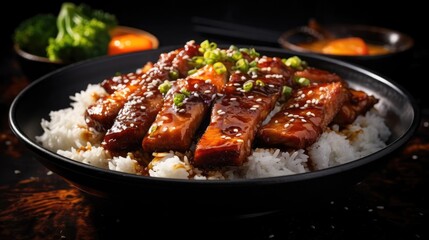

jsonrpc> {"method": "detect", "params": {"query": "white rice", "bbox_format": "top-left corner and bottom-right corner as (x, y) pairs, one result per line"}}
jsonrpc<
(36, 84), (391, 179)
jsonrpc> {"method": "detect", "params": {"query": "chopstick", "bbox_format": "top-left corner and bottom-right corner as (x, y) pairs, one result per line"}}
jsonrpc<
(192, 17), (281, 44)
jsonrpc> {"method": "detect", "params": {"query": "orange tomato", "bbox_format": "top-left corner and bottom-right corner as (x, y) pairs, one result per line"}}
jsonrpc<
(108, 34), (153, 55)
(322, 37), (369, 55)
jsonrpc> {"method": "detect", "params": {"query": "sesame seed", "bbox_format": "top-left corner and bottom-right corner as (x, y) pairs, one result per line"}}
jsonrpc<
(221, 135), (226, 139)
(225, 136), (231, 140)
(237, 139), (244, 143)
(140, 106), (146, 110)
(274, 120), (278, 123)
(284, 123), (290, 128)
(301, 94), (306, 98)
(234, 83), (241, 86)
(236, 133), (242, 137)
(297, 90), (303, 95)
(204, 90), (211, 94)
(289, 119), (295, 122)
(217, 93), (224, 97)
(256, 98), (262, 102)
(249, 107), (257, 111)
(247, 95), (254, 99)
(301, 119), (307, 122)
(268, 84), (275, 88)
(308, 90), (313, 95)
(205, 79), (212, 83)
(294, 103), (299, 108)
(179, 108), (186, 113)
(241, 76), (247, 80)
(288, 114), (294, 117)
(193, 93), (199, 97)
(230, 98), (237, 101)
(233, 128), (238, 132)
(194, 83), (199, 88)
(252, 105), (260, 108)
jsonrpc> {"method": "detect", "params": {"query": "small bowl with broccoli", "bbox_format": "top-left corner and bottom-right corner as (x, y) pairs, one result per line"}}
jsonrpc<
(14, 2), (158, 80)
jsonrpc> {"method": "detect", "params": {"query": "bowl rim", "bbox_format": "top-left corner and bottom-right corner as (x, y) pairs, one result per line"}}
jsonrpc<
(8, 45), (421, 187)
(278, 24), (414, 59)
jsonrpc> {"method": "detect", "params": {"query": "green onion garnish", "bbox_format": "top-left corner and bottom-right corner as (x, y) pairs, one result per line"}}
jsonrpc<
(243, 80), (254, 92)
(282, 86), (292, 97)
(255, 79), (265, 87)
(188, 69), (197, 75)
(173, 93), (186, 107)
(283, 56), (305, 70)
(158, 81), (172, 95)
(180, 87), (190, 97)
(235, 59), (249, 72)
(169, 70), (179, 80)
(149, 124), (157, 135)
(213, 62), (227, 74)
(295, 77), (310, 87)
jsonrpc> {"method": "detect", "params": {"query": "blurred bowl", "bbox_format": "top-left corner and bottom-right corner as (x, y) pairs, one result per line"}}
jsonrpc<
(14, 26), (159, 81)
(278, 24), (414, 75)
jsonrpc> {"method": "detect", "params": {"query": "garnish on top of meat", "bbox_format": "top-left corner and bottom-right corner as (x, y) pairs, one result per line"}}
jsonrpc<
(142, 64), (227, 153)
(83, 40), (380, 169)
(193, 55), (293, 167)
(102, 41), (200, 153)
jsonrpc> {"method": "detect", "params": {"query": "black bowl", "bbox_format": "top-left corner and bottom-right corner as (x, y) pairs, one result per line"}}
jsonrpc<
(278, 24), (414, 76)
(9, 46), (419, 218)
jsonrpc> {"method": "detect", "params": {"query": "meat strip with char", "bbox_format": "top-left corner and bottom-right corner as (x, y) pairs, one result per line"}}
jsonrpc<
(102, 41), (200, 153)
(142, 65), (227, 153)
(194, 57), (292, 167)
(85, 49), (180, 132)
(257, 81), (348, 149)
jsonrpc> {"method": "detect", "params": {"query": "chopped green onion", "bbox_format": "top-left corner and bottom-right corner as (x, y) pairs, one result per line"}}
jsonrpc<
(295, 77), (310, 87)
(229, 45), (238, 51)
(283, 56), (305, 70)
(235, 59), (249, 72)
(255, 79), (265, 87)
(209, 42), (217, 49)
(173, 93), (186, 107)
(158, 81), (172, 95)
(282, 86), (292, 97)
(231, 51), (242, 61)
(180, 87), (190, 97)
(191, 56), (205, 67)
(149, 124), (157, 135)
(213, 62), (227, 74)
(188, 69), (197, 75)
(169, 70), (179, 80)
(249, 48), (260, 58)
(243, 80), (254, 92)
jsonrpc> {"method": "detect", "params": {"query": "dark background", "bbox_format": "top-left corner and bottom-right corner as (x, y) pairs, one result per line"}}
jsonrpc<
(1, 2), (428, 239)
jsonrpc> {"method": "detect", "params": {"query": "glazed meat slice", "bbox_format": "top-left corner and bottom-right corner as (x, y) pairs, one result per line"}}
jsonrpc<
(293, 68), (343, 85)
(102, 86), (164, 152)
(102, 42), (200, 152)
(101, 62), (153, 94)
(194, 57), (292, 167)
(142, 65), (227, 153)
(85, 41), (199, 132)
(258, 81), (348, 149)
(333, 88), (379, 125)
(85, 51), (178, 132)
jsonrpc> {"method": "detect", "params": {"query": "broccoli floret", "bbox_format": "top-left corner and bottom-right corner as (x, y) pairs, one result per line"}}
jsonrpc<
(76, 3), (117, 29)
(13, 14), (58, 56)
(47, 2), (117, 62)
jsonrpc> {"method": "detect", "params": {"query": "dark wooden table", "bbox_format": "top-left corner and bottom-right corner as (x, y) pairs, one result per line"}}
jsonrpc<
(1, 9), (429, 238)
